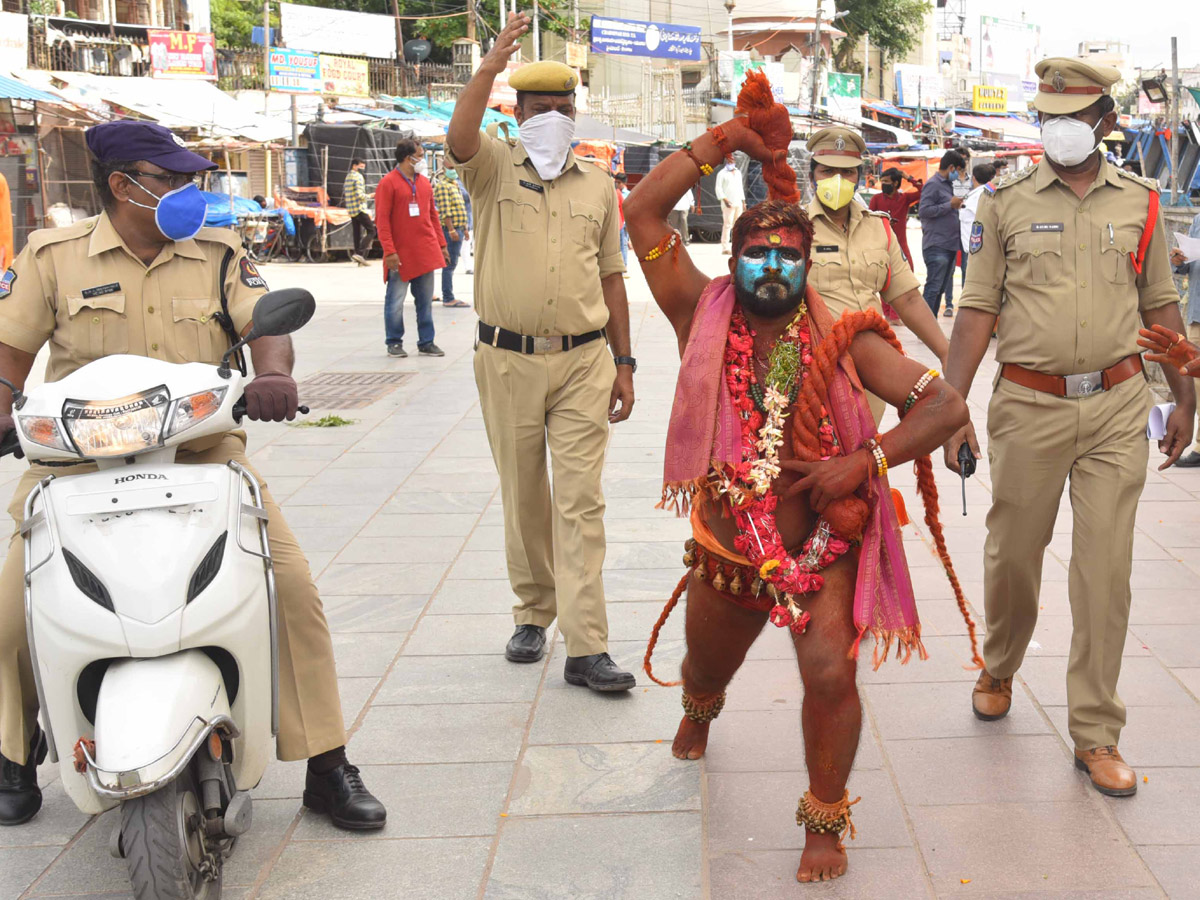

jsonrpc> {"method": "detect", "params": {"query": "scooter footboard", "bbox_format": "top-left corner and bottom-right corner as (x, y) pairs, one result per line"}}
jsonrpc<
(89, 652), (235, 799)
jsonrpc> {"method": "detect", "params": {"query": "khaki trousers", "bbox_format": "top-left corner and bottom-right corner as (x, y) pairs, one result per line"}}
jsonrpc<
(982, 375), (1151, 749)
(474, 340), (614, 657)
(721, 202), (744, 252)
(0, 433), (346, 766)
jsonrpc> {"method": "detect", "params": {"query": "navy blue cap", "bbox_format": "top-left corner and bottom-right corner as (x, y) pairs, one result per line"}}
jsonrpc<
(85, 120), (217, 173)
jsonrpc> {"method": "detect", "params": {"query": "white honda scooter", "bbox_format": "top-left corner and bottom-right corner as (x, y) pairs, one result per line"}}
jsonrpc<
(1, 289), (315, 900)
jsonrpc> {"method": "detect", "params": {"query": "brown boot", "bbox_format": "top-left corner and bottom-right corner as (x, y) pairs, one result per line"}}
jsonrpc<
(1074, 746), (1137, 797)
(971, 670), (1013, 721)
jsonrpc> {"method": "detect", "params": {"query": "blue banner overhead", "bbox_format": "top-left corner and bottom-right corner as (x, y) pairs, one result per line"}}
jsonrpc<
(589, 15), (702, 61)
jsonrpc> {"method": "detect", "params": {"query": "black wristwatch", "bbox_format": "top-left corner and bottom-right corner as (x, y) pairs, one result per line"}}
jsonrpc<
(614, 355), (637, 373)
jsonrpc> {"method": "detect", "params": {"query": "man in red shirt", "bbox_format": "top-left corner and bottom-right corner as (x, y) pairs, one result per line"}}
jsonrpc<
(868, 168), (922, 270)
(375, 138), (450, 357)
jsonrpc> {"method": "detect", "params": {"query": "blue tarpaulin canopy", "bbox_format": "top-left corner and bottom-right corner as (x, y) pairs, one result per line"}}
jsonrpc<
(200, 192), (295, 236)
(0, 74), (63, 104)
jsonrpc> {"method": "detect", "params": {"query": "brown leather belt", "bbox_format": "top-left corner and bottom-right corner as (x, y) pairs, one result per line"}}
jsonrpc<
(1000, 354), (1143, 398)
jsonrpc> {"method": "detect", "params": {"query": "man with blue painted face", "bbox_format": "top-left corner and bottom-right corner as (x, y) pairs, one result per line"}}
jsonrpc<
(804, 126), (949, 424)
(0, 120), (385, 830)
(624, 85), (969, 884)
(944, 57), (1193, 798)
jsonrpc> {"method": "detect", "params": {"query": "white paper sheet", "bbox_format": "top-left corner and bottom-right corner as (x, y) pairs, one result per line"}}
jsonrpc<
(1174, 232), (1200, 262)
(1148, 402), (1176, 440)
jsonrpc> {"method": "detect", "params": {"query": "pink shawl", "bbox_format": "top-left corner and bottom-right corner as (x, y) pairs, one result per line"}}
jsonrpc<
(662, 275), (924, 666)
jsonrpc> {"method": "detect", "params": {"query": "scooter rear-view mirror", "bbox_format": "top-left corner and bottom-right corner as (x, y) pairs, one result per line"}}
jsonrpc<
(219, 289), (317, 378)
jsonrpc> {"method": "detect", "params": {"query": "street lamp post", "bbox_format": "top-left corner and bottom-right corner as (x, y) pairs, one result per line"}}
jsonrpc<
(724, 0), (735, 53)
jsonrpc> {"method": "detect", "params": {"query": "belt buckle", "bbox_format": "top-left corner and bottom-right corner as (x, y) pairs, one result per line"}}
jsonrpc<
(1064, 372), (1103, 398)
(532, 336), (556, 353)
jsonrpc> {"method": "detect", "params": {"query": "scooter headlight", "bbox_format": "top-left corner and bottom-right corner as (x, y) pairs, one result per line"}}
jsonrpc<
(17, 415), (70, 451)
(62, 387), (170, 458)
(165, 388), (227, 439)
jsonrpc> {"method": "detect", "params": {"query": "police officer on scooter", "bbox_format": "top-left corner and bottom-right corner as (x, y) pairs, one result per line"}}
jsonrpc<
(0, 121), (385, 830)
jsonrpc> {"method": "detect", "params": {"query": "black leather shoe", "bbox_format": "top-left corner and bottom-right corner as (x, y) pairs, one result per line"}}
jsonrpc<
(505, 625), (546, 663)
(303, 763), (387, 831)
(0, 726), (47, 826)
(564, 653), (636, 692)
(1176, 451), (1200, 468)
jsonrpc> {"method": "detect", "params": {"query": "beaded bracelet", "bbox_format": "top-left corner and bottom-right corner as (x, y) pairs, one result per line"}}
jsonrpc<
(863, 435), (888, 478)
(642, 229), (681, 263)
(680, 147), (713, 177)
(902, 368), (941, 414)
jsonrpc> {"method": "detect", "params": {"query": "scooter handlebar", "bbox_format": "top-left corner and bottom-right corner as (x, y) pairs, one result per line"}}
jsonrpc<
(0, 429), (23, 460)
(231, 398), (310, 424)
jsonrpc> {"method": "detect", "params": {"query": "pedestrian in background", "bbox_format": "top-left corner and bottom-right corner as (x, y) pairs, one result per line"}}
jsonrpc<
(668, 187), (693, 244)
(344, 157), (374, 266)
(714, 157), (745, 254)
(957, 162), (996, 287)
(375, 138), (448, 358)
(1171, 210), (1200, 467)
(919, 149), (967, 318)
(432, 163), (471, 308)
(869, 167), (922, 270)
(615, 172), (630, 270)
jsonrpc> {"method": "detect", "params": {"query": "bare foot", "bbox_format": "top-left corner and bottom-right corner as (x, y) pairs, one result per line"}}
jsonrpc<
(796, 831), (848, 883)
(671, 715), (709, 760)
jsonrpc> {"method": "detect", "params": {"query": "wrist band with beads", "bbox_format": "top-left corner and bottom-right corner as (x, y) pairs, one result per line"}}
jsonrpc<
(902, 368), (941, 414)
(641, 229), (681, 263)
(864, 435), (888, 478)
(681, 147), (713, 176)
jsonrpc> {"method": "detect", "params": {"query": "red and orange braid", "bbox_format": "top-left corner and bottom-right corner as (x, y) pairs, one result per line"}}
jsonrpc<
(793, 309), (982, 666)
(644, 573), (689, 686)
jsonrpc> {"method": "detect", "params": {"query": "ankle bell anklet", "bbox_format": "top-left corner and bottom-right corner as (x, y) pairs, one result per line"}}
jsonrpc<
(681, 690), (726, 723)
(795, 789), (860, 845)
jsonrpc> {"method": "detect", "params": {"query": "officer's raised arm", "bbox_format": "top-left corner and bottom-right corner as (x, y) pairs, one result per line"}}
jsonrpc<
(446, 12), (530, 164)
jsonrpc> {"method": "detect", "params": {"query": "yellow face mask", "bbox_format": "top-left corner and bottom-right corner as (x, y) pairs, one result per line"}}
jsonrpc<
(815, 174), (857, 211)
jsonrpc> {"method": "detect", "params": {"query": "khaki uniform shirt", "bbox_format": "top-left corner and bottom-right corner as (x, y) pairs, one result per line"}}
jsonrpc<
(448, 133), (624, 337)
(0, 212), (264, 382)
(958, 157), (1177, 374)
(806, 197), (919, 318)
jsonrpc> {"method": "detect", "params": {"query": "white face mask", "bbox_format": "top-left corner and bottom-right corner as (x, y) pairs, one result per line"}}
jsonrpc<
(410, 157), (428, 176)
(519, 111), (576, 181)
(1040, 115), (1101, 167)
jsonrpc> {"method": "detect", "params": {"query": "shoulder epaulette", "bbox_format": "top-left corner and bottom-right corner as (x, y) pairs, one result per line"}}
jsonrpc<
(25, 217), (99, 253)
(991, 168), (1035, 192)
(193, 226), (243, 251)
(865, 208), (890, 218)
(1115, 168), (1160, 191)
(984, 182), (996, 194)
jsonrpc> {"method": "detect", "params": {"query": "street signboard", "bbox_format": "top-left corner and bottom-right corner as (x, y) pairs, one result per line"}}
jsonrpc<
(319, 54), (369, 97)
(148, 30), (217, 80)
(589, 15), (701, 62)
(268, 48), (323, 93)
(826, 71), (861, 119)
(972, 85), (1008, 113)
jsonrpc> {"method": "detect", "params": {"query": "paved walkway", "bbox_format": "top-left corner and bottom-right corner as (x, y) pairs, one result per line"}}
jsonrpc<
(3, 243), (1199, 899)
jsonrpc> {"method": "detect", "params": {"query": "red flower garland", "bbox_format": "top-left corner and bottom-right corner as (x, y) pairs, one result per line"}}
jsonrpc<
(719, 307), (852, 633)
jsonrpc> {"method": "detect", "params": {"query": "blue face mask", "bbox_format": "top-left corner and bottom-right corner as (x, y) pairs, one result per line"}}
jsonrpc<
(735, 246), (808, 318)
(124, 176), (208, 242)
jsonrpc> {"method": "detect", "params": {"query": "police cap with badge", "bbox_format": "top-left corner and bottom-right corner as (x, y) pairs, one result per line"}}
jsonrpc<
(508, 60), (578, 96)
(1032, 56), (1122, 115)
(806, 126), (868, 169)
(85, 120), (218, 173)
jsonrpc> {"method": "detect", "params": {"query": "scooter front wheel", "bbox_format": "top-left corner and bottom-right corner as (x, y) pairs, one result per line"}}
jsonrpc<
(121, 769), (224, 900)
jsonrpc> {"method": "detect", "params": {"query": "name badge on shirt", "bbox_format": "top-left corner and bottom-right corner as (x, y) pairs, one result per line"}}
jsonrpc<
(814, 245), (839, 253)
(1030, 222), (1064, 232)
(519, 180), (545, 194)
(81, 282), (121, 299)
(408, 202), (420, 217)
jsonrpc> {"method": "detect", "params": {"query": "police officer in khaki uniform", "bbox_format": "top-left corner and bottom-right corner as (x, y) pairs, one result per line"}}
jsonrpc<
(805, 126), (949, 422)
(0, 121), (385, 828)
(944, 58), (1194, 796)
(447, 14), (637, 691)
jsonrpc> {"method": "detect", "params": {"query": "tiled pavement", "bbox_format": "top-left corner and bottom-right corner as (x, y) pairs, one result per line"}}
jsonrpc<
(3, 242), (1199, 899)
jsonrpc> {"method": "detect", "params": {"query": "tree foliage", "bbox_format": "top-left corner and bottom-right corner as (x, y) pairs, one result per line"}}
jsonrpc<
(830, 0), (931, 74)
(212, 0), (575, 63)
